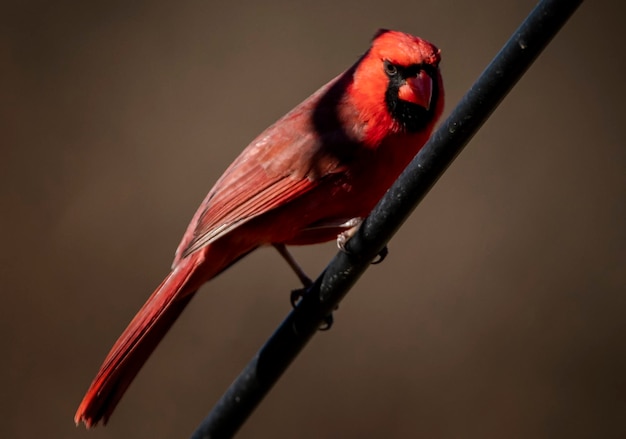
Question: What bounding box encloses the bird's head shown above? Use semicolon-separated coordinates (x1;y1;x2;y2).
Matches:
350;29;444;145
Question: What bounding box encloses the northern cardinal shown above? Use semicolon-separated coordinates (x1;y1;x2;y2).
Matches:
75;29;444;427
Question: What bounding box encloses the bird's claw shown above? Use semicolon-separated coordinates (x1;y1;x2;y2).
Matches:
290;287;306;308
371;246;389;264
336;217;363;252
339;236;389;265
319;313;334;331
336;219;388;265
336;231;351;252
290;287;336;331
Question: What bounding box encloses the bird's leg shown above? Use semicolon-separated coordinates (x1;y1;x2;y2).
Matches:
336;217;389;264
273;243;312;287
273;243;312;307
273;243;335;330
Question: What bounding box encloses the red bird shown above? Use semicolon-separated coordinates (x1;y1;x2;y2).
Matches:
75;29;444;427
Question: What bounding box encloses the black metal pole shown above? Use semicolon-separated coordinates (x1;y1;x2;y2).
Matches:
190;0;584;437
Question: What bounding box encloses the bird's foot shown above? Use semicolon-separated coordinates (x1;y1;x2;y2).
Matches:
336;218;363;251
319;313;334;331
336;219;389;264
371;245;389;264
290;287;336;331
290;287;306;308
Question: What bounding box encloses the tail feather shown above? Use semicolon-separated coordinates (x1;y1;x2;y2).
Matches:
75;262;198;427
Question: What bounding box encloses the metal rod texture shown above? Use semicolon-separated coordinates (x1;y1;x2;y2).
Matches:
190;0;584;437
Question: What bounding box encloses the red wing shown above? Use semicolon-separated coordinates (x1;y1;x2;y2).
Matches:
179;166;320;258
174;71;360;263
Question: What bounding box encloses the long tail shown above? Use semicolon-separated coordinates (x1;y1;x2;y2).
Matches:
75;259;200;427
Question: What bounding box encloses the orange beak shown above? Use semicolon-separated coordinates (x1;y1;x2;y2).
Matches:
398;70;433;110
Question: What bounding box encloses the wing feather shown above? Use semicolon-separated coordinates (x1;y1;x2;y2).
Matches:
174;69;362;263
181;174;316;257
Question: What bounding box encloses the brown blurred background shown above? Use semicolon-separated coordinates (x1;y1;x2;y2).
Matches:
2;0;625;438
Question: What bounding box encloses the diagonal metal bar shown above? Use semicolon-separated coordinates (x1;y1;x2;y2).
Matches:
190;0;584;437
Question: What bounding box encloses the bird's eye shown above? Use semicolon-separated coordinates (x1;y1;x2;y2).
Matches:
383;60;398;77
